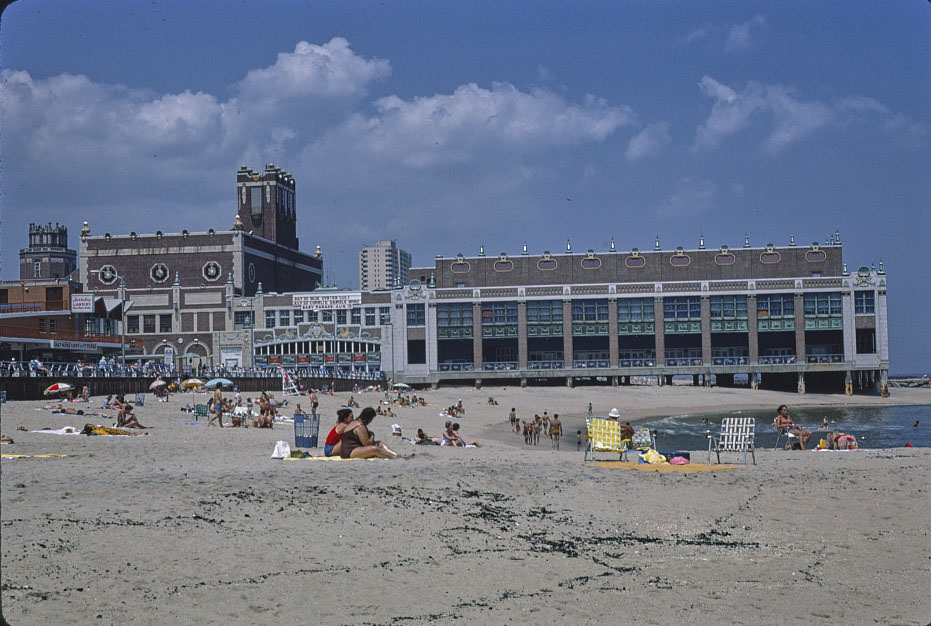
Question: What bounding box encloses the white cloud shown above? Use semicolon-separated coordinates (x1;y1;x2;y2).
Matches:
0;39;639;281
626;121;671;161
694;75;832;153
657;177;717;219
725;15;767;52
682;24;715;44
237;38;390;111
313;82;634;170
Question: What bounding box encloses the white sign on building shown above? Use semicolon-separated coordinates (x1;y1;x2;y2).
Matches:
292;292;362;311
70;294;94;313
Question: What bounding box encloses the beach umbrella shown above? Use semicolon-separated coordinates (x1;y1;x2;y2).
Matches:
204;377;234;390
43;382;74;396
149;379;167;390
392;382;411;390
180;378;205;389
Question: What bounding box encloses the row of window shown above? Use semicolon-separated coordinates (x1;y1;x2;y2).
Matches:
430;291;876;326
127;314;172;334
264;306;392;329
126;292;873;335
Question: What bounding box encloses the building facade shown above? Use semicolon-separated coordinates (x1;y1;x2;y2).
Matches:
74;164;324;370
359;240;411;291
384;237;889;393
0;278;126;362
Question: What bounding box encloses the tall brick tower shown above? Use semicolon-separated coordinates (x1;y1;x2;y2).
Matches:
235;163;298;249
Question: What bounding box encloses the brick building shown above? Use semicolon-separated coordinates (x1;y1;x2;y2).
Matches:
76;164;324;369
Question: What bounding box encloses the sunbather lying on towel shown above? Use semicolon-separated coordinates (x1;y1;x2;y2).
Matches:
81;423;145;436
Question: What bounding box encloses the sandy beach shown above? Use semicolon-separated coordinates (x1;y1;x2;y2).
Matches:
2;385;930;625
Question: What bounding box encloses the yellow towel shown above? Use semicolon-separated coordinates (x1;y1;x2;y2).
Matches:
588;461;739;473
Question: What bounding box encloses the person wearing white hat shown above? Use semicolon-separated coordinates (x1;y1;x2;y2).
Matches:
607;408;621;420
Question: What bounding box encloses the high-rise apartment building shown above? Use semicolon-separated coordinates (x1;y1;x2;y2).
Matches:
359;240;411;290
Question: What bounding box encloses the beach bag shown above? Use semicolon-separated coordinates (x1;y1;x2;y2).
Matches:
271;440;291;459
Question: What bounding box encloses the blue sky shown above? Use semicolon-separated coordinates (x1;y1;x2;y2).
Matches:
1;1;928;373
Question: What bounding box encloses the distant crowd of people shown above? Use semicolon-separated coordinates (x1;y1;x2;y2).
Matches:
508;408;563;450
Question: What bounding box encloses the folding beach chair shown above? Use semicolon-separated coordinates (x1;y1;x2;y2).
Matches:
708;417;756;464
774;426;799;450
632;427;655;450
584;417;629;461
193;403;208;421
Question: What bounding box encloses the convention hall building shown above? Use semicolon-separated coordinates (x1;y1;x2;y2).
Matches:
358;234;888;393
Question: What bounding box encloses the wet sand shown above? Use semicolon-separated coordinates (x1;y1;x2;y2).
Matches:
2;386;929;625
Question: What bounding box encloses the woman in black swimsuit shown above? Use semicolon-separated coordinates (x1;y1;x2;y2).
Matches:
340;407;410;459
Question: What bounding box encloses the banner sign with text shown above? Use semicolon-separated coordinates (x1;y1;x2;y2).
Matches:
292;292;361;311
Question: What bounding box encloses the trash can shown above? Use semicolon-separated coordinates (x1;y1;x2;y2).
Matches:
293;413;319;448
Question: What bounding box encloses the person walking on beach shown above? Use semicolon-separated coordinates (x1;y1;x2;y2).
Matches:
206;386;224;427
550;414;562;450
774;405;812;450
508;408;518;433
587;402;593;416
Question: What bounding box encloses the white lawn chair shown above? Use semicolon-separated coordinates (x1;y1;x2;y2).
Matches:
708;417;756;465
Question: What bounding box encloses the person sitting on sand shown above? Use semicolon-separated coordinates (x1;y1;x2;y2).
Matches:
774;405;812;450
831;432;858;450
323;408;354;457
819;417;830;430
79;385;90;402
340;407;409;459
101;395;114;409
441;421;461;446
414;428;441;445
452;423;479;447
620;421;635;444
113;397;147;429
347;395;360;408
251;406;274;429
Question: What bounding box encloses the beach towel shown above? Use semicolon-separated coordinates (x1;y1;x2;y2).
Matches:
80;424;146;436
30;426;81;435
2;453;68;460
589;461;739;473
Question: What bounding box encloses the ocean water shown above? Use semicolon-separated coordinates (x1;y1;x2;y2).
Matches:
573;405;931;451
